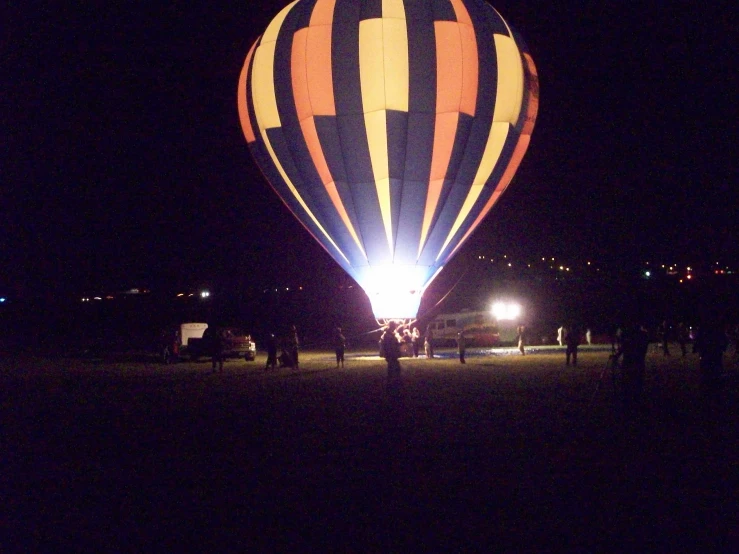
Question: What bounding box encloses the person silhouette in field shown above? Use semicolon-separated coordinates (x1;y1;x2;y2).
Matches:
457;331;467;364
334;326;346;368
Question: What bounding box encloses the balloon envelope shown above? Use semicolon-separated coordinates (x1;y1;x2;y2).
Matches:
238;0;538;319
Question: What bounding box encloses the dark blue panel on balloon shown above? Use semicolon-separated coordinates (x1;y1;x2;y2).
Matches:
418;178;471;265
432;0;457;22
395;179;427;264
360;0;383;20
406;3;437;114
445;112;474;182
454;115;493;188
386;110;409;182
332;0;363;116
337;114;375;184
350;181;392;265
403;112;435;182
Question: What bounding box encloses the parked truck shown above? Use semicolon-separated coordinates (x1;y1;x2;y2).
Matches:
161;323;256;363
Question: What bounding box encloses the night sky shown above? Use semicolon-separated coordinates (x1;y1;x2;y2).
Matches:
3;1;736;299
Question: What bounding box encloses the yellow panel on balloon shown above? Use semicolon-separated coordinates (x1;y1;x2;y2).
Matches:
359;19;386;114
382;18;409;113
252;42;281;131
492;34;524;124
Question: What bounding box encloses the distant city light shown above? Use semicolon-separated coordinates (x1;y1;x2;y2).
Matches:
200;290;211;298
645;271;651;278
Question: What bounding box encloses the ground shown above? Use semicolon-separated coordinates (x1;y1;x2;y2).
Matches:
1;347;737;552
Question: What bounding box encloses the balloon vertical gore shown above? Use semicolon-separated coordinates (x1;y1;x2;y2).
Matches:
238;0;538;319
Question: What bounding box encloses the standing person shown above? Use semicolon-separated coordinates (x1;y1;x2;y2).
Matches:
658;320;671;356
457;331;467;364
381;321;402;377
676;322;690;357
424;324;435;359
617;323;650;408
693;321;728;389
289;325;300;370
334;326;346;368
265;333;277;370
612;326;623;354
517;325;526;355
411;327;421;358
210;327;224;373
565;325;580;367
586;327;592;346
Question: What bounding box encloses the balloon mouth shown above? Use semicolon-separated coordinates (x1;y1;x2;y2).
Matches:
355;265;439;320
366;289;424;321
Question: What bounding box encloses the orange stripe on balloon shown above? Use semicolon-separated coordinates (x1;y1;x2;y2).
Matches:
459;22;478;116
429;112;459;181
434;22;463;114
300;116;332;185
306;25;336;116
449;0;473;25
237;40;258;143
291;28;312;122
520;53;539;133
310;0;336;26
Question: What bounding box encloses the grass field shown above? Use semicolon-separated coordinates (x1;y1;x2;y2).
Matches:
1;347;737;552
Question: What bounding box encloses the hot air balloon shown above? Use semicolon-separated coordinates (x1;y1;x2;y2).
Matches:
238;0;538;320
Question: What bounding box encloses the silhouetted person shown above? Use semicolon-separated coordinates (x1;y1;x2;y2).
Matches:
611;326;623;354
265;333;277;370
517;325;526;355
658;320;671;356
334;326;346;368
278;342;294;368
565;326;580;366
676;322;690;357
457;331;467;364
693;322;728;388
289;325;300;370
425;325;435;358
411;327;421;358
617;323;650;408
381;321;402;377
210;327;224;372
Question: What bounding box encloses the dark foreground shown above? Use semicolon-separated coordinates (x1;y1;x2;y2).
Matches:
1;349;737;552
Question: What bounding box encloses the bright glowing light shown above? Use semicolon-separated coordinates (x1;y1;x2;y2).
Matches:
355;265;436;319
645;271;651;277
200;291;210;298
491;302;522;321
0;298;6;303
